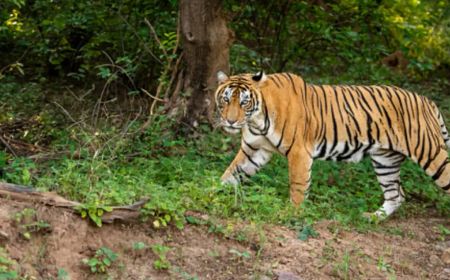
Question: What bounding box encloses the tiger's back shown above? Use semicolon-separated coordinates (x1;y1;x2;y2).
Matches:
305;84;449;164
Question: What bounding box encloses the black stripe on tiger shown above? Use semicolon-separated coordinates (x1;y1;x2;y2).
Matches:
241;148;260;168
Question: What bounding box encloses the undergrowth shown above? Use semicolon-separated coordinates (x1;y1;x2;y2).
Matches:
1;71;449;233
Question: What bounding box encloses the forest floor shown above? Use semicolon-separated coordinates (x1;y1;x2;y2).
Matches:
0;196;449;280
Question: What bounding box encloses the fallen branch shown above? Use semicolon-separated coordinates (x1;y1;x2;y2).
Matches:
0;182;149;224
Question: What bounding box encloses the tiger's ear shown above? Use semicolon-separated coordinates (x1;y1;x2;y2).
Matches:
217;71;229;85
252;71;267;86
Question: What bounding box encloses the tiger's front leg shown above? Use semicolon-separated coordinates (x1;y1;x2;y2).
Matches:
221;145;272;185
287;147;313;207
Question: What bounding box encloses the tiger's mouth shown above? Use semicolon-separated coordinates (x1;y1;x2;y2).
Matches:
223;123;244;134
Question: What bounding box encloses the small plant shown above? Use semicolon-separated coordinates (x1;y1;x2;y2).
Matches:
229;248;251;259
57;268;70;280
132;241;147;251
171;266;200;280
297;224;319;241
76;203;112;227
82;247;118;273
12;208;51;240
151;244;171;270
334;250;351;280
0;247;18;279
142;199;185;230
377;255;394;274
3;157;36;186
436;224;450;241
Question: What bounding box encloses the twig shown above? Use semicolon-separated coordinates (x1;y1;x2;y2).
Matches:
0;135;17;157
162;53;183;102
99;51;138;89
141;88;165;102
144;18;168;58
52;101;80;126
117;13;162;64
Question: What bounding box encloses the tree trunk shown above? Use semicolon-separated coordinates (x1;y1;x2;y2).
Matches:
179;0;234;132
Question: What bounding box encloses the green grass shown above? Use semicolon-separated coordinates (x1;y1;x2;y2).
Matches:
4;122;448;230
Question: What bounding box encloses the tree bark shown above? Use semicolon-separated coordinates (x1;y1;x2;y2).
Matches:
179;0;234;132
0;182;149;224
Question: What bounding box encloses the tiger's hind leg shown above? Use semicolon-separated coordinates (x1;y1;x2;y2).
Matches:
421;148;450;193
370;150;406;218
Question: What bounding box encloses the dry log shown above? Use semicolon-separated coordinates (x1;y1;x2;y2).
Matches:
0;182;149;224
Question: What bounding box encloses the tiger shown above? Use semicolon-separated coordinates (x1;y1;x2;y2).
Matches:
214;70;450;219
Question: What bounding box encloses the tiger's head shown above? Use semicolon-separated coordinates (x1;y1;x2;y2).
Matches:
214;71;267;134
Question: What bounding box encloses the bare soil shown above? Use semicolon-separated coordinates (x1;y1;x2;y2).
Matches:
0;197;449;280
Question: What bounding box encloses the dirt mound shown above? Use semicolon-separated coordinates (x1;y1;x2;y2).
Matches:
0;197;448;279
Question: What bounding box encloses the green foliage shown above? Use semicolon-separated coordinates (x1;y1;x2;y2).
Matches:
57;268;70;280
2;158;35;186
1;0;448;90
0;247;18;280
82;247;118;274
297;224;319;241
76;203;112;227
12;208;51;240
142;196;185;230
0;0;178;90
334;250;351;280
379;0;450;69
436;224;450;241
132;242;147;251
151;244;171;270
228;0;449;77
228;248;251;259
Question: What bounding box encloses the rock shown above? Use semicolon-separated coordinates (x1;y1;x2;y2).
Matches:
249;274;271;280
435;241;450;252
438;268;450;280
442;248;450;265
430;254;442;266
0;230;9;241
275;270;303;280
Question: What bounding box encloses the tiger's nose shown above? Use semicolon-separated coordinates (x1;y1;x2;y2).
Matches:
227;119;237;125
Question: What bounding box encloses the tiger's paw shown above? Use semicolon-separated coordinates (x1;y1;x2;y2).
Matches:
220;173;239;186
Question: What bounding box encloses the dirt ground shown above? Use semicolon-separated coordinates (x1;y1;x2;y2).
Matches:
0;197;448;280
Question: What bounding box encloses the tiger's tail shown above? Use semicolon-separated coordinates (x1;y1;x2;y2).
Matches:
436;109;450;149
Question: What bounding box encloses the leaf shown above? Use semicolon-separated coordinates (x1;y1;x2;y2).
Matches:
153;220;160;228
97;209;104;216
57;268;70;280
22;232;31;240
87;258;98;266
175;220;185;230
102;258;111;266
0;271;18;279
185;216;200;225
100;247;118;261
164;214;171;222
88;212;102;227
132;242;146;250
